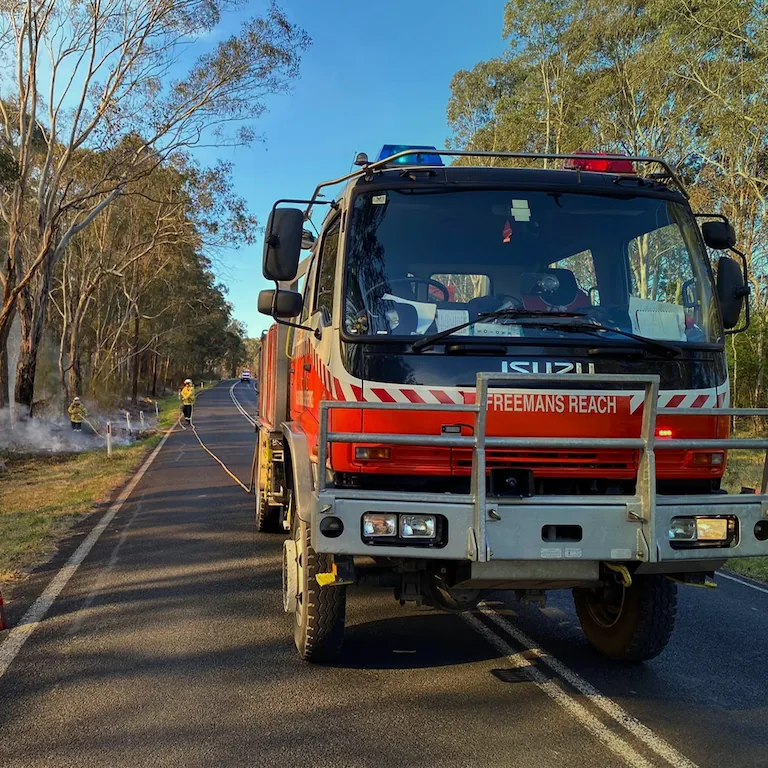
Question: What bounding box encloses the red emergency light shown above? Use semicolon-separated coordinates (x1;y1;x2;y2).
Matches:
564;151;635;174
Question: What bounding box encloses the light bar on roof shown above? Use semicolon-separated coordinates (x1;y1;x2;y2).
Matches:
375;145;444;166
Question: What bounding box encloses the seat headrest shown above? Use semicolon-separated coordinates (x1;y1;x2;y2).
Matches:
522;268;580;306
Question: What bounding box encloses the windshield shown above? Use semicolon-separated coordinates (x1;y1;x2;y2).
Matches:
343;189;720;345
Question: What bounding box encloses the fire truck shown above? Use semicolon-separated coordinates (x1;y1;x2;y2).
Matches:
255;146;768;663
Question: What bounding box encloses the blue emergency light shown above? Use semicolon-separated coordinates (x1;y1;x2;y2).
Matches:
375;145;444;166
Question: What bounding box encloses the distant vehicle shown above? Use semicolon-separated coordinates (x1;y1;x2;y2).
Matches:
240;369;251;383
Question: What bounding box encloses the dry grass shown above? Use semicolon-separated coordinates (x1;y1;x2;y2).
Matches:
0;440;157;590
0;383;218;597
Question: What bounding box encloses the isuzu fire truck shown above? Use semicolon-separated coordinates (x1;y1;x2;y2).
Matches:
255;146;768;663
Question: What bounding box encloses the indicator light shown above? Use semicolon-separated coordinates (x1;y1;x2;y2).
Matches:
355;446;391;461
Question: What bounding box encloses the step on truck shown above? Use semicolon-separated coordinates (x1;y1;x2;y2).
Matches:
255;146;768;663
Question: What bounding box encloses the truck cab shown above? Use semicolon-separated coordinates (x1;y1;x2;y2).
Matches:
256;147;766;663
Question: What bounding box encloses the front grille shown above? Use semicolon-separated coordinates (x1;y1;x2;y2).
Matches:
453;450;637;472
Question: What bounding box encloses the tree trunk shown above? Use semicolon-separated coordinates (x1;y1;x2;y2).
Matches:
0;307;12;409
753;320;764;432
68;326;83;398
151;352;158;397
163;355;170;391
130;312;140;403
14;270;52;413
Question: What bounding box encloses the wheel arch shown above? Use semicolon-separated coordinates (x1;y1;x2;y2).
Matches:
281;422;315;522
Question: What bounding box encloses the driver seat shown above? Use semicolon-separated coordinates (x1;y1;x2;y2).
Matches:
522;268;590;312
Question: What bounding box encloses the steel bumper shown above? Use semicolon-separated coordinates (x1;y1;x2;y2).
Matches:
313;490;768;564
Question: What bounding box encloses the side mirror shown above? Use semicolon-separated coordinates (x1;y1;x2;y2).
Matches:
702;220;736;250
301;229;316;250
263;208;304;281
258;289;303;319
717;256;748;329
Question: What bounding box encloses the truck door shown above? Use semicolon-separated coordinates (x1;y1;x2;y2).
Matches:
297;217;340;439
289;268;313;424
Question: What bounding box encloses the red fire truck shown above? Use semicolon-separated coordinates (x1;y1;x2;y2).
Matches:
256;146;767;663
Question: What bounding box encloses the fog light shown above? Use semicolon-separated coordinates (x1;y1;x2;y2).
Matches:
362;513;397;537
400;514;436;538
696;518;729;541
669;517;696;541
669;516;732;543
355;446;391;461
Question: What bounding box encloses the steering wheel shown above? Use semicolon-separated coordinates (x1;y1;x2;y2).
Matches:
364;277;450;306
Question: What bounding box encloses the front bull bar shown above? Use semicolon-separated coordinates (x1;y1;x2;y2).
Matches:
317;373;768;563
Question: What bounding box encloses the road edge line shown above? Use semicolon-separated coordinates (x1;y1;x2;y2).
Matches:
717;570;768;595
0;422;177;680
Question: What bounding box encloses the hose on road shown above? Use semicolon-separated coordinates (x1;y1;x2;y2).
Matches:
180;403;258;493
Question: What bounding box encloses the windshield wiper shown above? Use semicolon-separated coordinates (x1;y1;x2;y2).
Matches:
411;308;682;357
411;308;588;351
528;319;682;357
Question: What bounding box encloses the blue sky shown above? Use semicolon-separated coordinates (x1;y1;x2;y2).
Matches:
204;0;508;336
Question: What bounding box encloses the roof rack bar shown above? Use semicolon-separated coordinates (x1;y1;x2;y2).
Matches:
304;149;687;216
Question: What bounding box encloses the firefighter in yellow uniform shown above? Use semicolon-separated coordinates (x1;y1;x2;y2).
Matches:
180;379;196;423
68;396;87;432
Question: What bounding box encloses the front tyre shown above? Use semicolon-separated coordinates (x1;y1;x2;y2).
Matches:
573;574;677;662
288;518;346;663
254;435;280;533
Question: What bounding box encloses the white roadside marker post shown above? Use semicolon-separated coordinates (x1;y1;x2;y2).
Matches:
125;411;132;435
140;411;145;429
106;422;112;458
155;401;159;422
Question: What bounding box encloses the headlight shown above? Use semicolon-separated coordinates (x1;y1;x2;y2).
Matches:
695;518;729;541
669;516;734;544
669;518;697;541
400;514;436;538
362;513;397;537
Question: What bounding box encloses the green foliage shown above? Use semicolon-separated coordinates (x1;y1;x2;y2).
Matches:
448;0;768;408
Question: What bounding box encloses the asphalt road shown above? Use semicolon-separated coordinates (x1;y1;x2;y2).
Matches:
1;381;767;768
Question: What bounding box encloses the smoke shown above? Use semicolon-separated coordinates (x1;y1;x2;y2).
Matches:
0;406;143;455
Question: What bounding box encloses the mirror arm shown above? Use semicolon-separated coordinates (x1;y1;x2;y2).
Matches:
725;246;751;335
274;316;322;339
271;281;321;339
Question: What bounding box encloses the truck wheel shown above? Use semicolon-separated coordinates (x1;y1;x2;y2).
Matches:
287;518;346;663
254;437;280;533
256;500;280;533
573;574;677;662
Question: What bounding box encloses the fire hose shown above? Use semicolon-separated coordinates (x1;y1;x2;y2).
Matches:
178;404;258;494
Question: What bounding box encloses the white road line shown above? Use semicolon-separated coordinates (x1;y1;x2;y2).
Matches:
476;603;699;768
229;381;256;426
65;501;144;638
0;425;175;680
717;571;768;595
462;612;654;768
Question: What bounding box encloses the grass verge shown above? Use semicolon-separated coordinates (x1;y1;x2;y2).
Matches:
0;381;218;598
721;449;768;583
